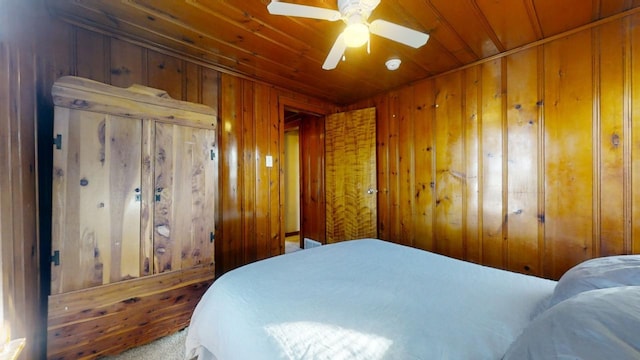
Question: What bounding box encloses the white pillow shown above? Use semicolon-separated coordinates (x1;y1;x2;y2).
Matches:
503;286;640;360
548;254;640;308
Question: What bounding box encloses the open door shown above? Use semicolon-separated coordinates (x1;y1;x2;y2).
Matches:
325;107;377;243
299;113;326;245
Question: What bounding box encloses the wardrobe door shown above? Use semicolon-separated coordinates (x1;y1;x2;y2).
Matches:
152;121;216;274
51;108;142;294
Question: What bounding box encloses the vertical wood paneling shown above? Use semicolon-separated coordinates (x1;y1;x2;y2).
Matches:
413;81;435;251
241;80;257;263
110;38;145;88
375;94;391;240
480;59;505;269
6;7;640;360
598;20;626;256
387;91;402;242
202;67;220;111
434;72;464;259
75;28;107;83
267;87;281;257
506;47;541;276
147;51;184;100
185;62;201;104
463;67;481;263
219;74;243;273
544;30;594;279
0;2;64;352
253;83;270;260
0;42;11;338
398;86;416;246
13;46;39;357
347;13;640;281
631;13;640;253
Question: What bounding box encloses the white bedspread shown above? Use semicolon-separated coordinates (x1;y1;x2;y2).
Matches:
185;239;556;360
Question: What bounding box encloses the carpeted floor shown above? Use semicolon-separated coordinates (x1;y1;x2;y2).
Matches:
100;328;188;360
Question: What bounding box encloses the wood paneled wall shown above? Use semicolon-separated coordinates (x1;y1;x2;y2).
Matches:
0;0;334;357
1;1;58;357
347;13;640;280
218;75;335;274
5;1;639;357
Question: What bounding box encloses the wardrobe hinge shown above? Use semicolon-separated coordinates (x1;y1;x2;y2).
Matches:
53;134;63;150
210;232;214;243
210;149;215;160
51;250;60;266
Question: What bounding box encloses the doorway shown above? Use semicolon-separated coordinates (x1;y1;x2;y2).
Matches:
279;99;378;254
284;109;325;253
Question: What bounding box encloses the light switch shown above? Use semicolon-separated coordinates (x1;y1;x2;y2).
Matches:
266;155;273;168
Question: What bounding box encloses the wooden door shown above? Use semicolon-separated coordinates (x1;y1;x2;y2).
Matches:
325;107;377;243
51;108;142;294
299;114;326;243
153;122;216;273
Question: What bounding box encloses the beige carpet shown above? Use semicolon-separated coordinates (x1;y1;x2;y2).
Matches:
99;328;188;360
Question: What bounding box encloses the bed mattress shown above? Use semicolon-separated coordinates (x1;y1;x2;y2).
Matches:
186;239;556;360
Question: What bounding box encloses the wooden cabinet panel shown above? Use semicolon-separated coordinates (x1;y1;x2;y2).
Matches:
153;122;216;273
51;109;142;294
48;76;217;358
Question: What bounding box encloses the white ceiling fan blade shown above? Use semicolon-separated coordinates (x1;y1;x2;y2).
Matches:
369;19;429;48
267;1;341;21
322;33;347;70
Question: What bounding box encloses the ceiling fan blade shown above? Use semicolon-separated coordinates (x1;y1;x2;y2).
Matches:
267;1;341;21
361;0;381;13
369;19;429;48
322;33;347;70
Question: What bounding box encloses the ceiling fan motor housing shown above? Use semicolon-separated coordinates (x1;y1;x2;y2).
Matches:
338;0;380;20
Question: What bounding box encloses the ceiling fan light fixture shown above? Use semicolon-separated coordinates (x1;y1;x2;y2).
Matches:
343;22;369;47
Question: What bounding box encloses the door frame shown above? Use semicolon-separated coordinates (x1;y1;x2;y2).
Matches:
277;97;332;253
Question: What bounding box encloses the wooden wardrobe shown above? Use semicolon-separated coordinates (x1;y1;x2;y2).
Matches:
47;76;217;359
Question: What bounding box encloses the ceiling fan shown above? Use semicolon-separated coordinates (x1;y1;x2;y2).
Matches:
267;0;429;70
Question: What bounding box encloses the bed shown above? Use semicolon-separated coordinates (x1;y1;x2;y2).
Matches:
185;238;640;360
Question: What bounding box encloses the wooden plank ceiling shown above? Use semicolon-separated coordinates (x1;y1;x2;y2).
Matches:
45;0;639;105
